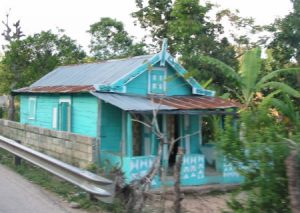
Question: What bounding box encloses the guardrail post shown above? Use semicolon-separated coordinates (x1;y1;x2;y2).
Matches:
14;140;22;166
89;193;97;201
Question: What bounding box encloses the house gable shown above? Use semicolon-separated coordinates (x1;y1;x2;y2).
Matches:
126;63;192;96
95;39;215;97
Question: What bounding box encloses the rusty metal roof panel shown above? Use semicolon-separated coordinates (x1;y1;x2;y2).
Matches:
31;54;155;87
13;85;95;94
90;92;176;111
90;93;240;111
152;96;240;109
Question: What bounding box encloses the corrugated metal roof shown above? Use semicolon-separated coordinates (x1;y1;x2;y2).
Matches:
90;92;176;111
13;85;95;94
31;54;155;87
90;92;240;111
152;96;241;109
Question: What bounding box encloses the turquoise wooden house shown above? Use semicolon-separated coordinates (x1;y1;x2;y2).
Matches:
14;40;242;187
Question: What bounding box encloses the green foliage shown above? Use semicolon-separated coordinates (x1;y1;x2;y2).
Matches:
269;0;300;66
132;0;239;93
199;48;300;107
132;0;173;45
167;0;239;94
0;30;86;93
88;17;147;60
262;94;300;134
218;109;290;212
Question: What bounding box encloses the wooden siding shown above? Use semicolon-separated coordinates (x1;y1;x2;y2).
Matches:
126;64;192;96
71;94;98;137
101;102;123;152
20;94;98;137
165;64;192;96
20;95;59;129
126;70;148;95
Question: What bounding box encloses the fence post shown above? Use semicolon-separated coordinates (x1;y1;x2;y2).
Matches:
14;140;22;166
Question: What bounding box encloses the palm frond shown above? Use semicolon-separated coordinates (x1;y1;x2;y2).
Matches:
257;68;300;87
198;55;241;82
261;81;300;98
240;47;262;96
260;90;281;107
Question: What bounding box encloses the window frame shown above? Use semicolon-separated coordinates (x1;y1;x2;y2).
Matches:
28;96;37;120
58;97;72;132
148;67;167;95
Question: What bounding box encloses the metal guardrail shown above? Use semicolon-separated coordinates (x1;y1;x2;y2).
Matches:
0;135;114;203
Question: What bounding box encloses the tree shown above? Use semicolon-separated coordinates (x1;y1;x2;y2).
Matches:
132;0;173;46
88;17;147;60
199;47;300;107
268;0;300;92
219;108;290;212
1;14;24;120
133;0;239;93
0;28;86;120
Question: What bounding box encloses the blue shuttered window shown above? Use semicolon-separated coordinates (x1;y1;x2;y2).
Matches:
149;69;166;94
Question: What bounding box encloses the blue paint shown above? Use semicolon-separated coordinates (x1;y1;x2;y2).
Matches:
126;70;149;95
180;154;205;185
165;53;215;97
71;94;98;137
190;115;200;154
20;94;98;137
126;112;133;157
20;94;59;129
101;102;123;152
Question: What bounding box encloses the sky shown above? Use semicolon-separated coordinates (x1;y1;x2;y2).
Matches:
0;0;293;53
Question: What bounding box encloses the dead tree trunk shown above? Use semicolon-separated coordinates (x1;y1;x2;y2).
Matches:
285;150;300;213
173;147;184;213
120;137;164;213
8;94;15;121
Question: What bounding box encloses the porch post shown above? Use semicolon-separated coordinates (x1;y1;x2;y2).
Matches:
126;112;133;157
151;126;156;155
162;114;168;168
199;115;202;146
179;115;185;148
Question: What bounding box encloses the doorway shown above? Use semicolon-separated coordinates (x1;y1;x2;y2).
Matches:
168;115;180;168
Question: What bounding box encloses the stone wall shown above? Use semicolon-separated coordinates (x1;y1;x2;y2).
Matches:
0;119;97;168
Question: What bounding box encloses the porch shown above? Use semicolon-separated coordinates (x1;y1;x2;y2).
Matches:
94;93;243;187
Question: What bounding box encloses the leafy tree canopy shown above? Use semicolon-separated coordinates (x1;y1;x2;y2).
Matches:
133;0;239;93
88;17;147;60
0;30;86;93
269;0;300;66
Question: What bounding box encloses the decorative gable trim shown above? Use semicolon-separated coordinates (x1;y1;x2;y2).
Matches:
94;38;215;97
94;54;160;93
165;53;215;97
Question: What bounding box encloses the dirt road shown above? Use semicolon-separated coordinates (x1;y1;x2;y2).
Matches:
0;164;86;213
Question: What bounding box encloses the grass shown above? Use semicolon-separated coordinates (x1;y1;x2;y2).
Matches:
0;149;124;213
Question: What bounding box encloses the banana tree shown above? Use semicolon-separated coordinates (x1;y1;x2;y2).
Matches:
199;47;300;107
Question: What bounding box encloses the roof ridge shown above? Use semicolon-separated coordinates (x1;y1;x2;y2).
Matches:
57;54;156;68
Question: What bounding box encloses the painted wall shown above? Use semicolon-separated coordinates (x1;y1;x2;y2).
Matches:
71;94;98;137
20;94;59;129
126;63;192;96
100;102;123;152
20;94;98;137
